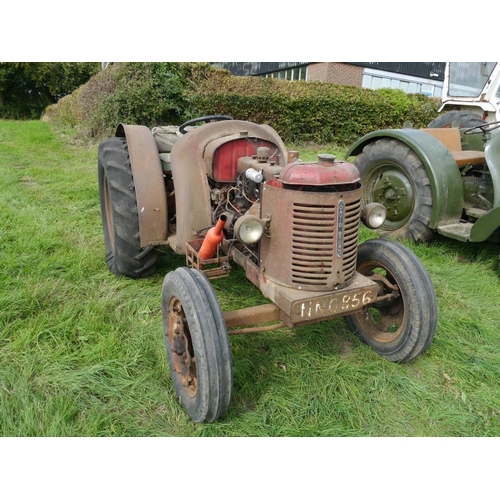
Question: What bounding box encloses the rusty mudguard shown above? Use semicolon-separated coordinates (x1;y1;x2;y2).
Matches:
116;124;168;248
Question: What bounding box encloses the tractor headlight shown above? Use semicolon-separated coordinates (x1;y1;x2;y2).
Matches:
234;214;264;245
362;203;387;229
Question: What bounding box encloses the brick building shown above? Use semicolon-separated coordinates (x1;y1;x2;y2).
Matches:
307;62;364;86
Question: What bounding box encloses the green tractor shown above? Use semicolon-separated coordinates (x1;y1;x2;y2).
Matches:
345;121;500;244
347;61;500;246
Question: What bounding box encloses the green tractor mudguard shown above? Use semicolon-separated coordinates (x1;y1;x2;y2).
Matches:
346;128;463;231
469;132;500;242
484;130;500;208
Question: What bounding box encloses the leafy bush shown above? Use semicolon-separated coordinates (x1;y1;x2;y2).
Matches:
46;62;216;138
45;62;440;145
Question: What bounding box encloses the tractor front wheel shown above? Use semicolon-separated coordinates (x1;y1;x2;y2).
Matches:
162;267;233;422
98;137;157;278
346;239;437;362
355;138;434;242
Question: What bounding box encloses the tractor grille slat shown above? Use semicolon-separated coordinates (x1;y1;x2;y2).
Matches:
344;226;359;238
293;234;333;241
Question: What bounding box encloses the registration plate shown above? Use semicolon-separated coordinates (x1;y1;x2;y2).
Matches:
290;287;376;324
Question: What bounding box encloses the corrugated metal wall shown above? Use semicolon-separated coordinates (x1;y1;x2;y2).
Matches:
212;62;309;76
350;62;445;81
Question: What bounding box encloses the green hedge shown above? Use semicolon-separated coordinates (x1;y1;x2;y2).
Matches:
45;62;440;145
191;72;439;144
44;62;209;138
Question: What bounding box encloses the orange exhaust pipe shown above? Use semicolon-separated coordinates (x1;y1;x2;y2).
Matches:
198;215;227;260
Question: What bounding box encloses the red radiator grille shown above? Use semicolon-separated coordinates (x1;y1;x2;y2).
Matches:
291;199;360;287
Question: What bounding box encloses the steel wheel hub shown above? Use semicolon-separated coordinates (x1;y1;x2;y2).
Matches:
168;298;197;397
372;169;414;223
356;264;405;343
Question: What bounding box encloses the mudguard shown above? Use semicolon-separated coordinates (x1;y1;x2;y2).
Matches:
470;132;500;241
116;124;168;247
346;129;463;228
484;131;500;208
470;206;500;241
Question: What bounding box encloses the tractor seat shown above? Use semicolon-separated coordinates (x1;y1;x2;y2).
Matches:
421;128;486;167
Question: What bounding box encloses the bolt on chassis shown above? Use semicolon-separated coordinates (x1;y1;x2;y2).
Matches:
98;116;438;422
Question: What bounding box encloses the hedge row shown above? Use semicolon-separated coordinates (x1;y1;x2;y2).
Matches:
44;63;206;138
44;62;440;146
193;73;440;144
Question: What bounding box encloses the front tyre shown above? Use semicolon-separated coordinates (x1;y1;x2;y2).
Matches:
98;137;157;278
355;138;434;242
162;267;233;423
346;239;437;362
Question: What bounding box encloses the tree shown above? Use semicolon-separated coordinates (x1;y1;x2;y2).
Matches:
0;62;100;119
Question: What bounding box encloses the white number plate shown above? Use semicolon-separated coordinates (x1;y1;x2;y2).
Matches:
291;288;375;323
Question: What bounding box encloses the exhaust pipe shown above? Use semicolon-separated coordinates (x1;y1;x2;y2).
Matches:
198;215;227;260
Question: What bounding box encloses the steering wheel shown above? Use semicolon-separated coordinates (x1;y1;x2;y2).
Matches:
464;120;500;135
179;115;233;135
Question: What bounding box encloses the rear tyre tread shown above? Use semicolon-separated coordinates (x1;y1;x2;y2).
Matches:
428;111;487;129
98;137;157;278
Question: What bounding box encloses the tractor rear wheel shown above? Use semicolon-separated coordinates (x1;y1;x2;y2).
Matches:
355;138;434;242
98;137;157;278
427;110;487;129
162;267;233;423
346;239;437;362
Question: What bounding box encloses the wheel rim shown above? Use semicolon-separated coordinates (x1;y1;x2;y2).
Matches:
363;162;415;231
167;297;197;397
354;260;406;343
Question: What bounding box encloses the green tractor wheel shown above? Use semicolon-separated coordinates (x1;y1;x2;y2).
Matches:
355;138;434;242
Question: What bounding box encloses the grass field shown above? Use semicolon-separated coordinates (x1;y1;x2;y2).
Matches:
2;119;500;439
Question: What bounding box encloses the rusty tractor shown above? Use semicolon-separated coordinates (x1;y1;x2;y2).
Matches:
98;116;438;422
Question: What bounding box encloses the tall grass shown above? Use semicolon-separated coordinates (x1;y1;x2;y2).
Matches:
1;120;500;437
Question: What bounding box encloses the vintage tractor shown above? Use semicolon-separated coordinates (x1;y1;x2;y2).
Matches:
98;116;438;422
346;120;500;244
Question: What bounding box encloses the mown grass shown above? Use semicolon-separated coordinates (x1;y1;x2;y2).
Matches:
2;119;500;437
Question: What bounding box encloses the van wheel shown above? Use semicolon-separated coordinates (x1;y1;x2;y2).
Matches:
346;239;437;362
355;138;434;242
428;111;487;129
98;137;157;278
162;267;233;422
